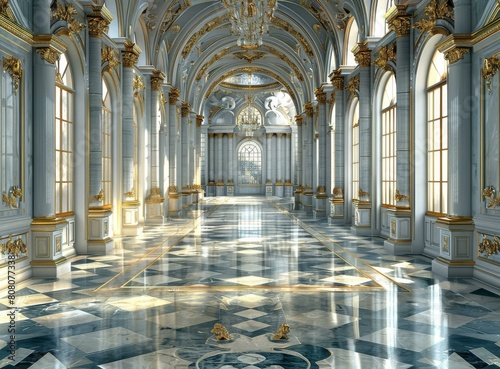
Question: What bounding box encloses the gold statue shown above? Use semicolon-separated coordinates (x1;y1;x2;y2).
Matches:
272;323;290;340
211;323;232;340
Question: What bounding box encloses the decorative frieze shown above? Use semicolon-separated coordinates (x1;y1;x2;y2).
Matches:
0;235;27;257
478;234;500;256
2;55;22;94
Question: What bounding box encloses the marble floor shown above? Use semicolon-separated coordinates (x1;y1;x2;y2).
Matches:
1;196;500;368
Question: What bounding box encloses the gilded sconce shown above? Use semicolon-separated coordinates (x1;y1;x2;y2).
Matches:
3;55;22;94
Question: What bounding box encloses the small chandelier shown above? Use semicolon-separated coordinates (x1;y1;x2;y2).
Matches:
222;0;277;49
237;95;262;136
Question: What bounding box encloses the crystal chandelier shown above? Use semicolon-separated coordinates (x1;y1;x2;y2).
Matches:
237;95;262;136
222;0;277;49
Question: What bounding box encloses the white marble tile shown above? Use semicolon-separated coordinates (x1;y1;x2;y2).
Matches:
27;353;67;369
130;275;181;286
230;263;271;272
146;311;216;329
28;281;79;293
320;275;372;285
470;347;500;365
225;275;274;286
288;309;358;329
232;319;270;332
98;348;192;369
359;327;445;352
317;348;411;369
61;327;151;353
16;294;58;307
107;295;171;311
33;310;101;328
405;309;476;329
233;309;268;319
0;347;34;368
0;309;28;324
72;262;112;270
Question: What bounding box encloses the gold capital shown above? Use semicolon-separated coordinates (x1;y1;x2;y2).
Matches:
330;70;344;90
196;115;204;126
88;15;109;38
295;115;303;126
181;102;191;117
304;102;314;117
36;47;60;64
373;44;396;70
314;88;327;104
122;40;140;68
354;43;371;67
169;87;180;104
444;47;469;65
151;69;166;91
101;47;119;72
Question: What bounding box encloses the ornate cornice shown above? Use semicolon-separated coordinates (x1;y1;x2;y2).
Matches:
314;88;326;104
181;15;227;58
88;16;109;38
330;70;344;90
181;102;191;117
444;47;469;64
36;47;60;64
151;69;166;91
414;0;454;35
373;44;396;70
2;55;22;94
271;18;314;58
196;115;204;126
354;43;371;67
481;55;500;93
51;1;86;34
101;47;119;73
122;40;140;68
169;87;180;104
346;75;360;96
387;5;411;37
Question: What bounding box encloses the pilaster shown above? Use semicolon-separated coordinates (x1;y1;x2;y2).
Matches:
266;133;273;196
227;133;234;196
285;133;294;197
314;87;328;217
302;105;314;213
181;101;192;207
168;87;181;213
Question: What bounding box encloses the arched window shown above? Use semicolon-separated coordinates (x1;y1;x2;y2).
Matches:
55;53;74;216
427;50;448;215
381;74;397;206
345;18;359;66
352;101;360;200
372;0;394;37
237;141;262;185
102;80;112;206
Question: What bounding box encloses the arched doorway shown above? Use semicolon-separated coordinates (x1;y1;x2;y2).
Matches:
236;140;264;195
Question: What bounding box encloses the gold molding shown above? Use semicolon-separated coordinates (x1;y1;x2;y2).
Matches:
181;16;227;58
168;185;178;193
145;187;164;204
271;18;313;57
373;44;396;70
196;47;232;81
2;55;22;94
444;47;469;65
36;47;60;64
0;0;15;22
478;234;500;256
233;50;265;63
101;46;119;73
481;55;500;94
51;1;86;34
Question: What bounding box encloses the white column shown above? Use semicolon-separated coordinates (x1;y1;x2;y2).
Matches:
314;88;327;215
302;105;314;212
294;117;303;208
275;133;284;196
216;133;225;195
181;102;191;207
227;133;234;195
168;87;181;213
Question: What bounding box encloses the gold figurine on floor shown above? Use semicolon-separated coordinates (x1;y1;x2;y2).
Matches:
211;323;232;341
272;323;290;340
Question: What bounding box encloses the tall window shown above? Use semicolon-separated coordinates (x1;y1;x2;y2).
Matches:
352;101;360;200
55;53;74;216
102;80;112;206
381;74;397;206
427;50;448;215
237;141;262;185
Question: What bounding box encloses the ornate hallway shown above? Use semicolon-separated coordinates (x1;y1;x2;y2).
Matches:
2;197;500;368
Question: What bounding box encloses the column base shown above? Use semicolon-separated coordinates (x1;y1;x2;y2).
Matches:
226;185;234;196
88;208;114;254
301;193;313;213
294;190;303;210
168;194;181;214
285;184;294;197
383;208;412;255
182;192;192;208
313;195;327;218
145;199;165;225
265;184;273;196
275;184;284;197
87;238;114;255
328;199;344;225
216;184;225;196
122;201;143;236
432;218;475;278
351;201;371;236
207;183;216;197
31;218;71;278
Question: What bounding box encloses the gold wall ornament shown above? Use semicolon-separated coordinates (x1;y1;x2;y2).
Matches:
2;186;22;208
271;18;314;58
304;102;314;117
51;1;86;34
160;91;167;106
0;236;27;257
264;46;304;81
483;186;500;208
373;44;396;70
88;15;109;38
55;235;62;252
0;0;16;22
211;323;232;341
332;187;343;198
91;190;104;203
196;47;232;81
36;47;60;64
169;87;180;104
389;16;411;37
233;51;265;63
444;47;469;64
346;75;359;96
101;47;120;72
442;235;449;253
181;16;226;58
196;115;204;126
481;56;500;94
478;234;500;256
390;219;396;237
414;0;454;34
2;55;22;94
395;189;410;203
151;70;166;91
272;323;290;340
295;115;303;126
133;75;145;92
